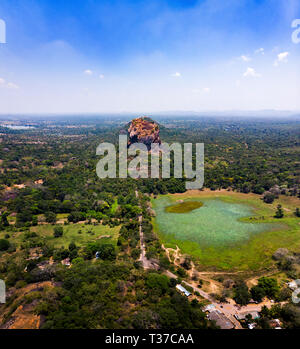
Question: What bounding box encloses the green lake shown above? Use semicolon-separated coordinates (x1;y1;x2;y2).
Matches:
153;197;282;248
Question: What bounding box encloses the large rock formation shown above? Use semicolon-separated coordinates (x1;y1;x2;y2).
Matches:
128;117;161;150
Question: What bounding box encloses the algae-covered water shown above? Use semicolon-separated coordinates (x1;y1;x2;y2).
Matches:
153;197;281;248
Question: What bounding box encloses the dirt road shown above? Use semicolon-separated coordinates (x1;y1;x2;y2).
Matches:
164;269;281;329
135;190;158;270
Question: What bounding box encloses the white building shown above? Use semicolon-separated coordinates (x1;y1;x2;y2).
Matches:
176;284;191;297
287;280;298;291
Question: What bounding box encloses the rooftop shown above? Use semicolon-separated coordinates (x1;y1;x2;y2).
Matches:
176;284;191;297
208;310;235;330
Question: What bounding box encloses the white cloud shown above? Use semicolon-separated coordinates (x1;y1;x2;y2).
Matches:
192;87;211;93
99;74;105;79
240;55;251;62
84;69;93;75
255;48;264;55
0;79;19;89
171;72;181;77
278;52;289;62
243;67;261;78
274;52;289;66
7;82;19;89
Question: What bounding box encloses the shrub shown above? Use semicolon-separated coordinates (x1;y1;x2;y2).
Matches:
274;204;284;218
45;211;57;224
263;192;275;204
15;280;27;289
53;226;63;238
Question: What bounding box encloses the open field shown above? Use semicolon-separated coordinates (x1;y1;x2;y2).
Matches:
1;223;120;250
152;190;300;272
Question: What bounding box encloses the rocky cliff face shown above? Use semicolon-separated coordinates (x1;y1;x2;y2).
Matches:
128;117;161;150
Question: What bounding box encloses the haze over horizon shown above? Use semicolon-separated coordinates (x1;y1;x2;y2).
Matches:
0;0;300;114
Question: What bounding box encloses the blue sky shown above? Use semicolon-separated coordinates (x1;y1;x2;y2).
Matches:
0;0;299;114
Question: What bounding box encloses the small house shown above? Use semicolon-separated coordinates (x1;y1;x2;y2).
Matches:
203;304;216;313
176;284;191;297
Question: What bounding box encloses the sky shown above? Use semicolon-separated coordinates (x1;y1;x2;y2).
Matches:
0;0;299;114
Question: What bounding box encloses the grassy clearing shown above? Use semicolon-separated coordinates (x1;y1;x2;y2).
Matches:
0;224;120;250
152;190;300;272
31;224;120;249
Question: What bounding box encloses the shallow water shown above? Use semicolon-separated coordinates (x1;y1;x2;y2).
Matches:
153;197;281;247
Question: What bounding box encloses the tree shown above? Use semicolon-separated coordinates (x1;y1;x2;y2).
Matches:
250;285;265;303
16;209;33;227
45;211;57;224
263;192;275;204
295;208;300;217
131;248;141;260
96;244;116;261
68;242;78;260
53;226;63;238
26;260;38;272
132;309;159;329
0;211;10;227
234;281;250;305
0;239;10;251
257;277;279;299
32;215;38;226
68;211;85;223
181;257;192;270
274;204;284;218
68;242;77;251
146;273;170;295
253;185;264;195
169;278;177;288
177;267;187;278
